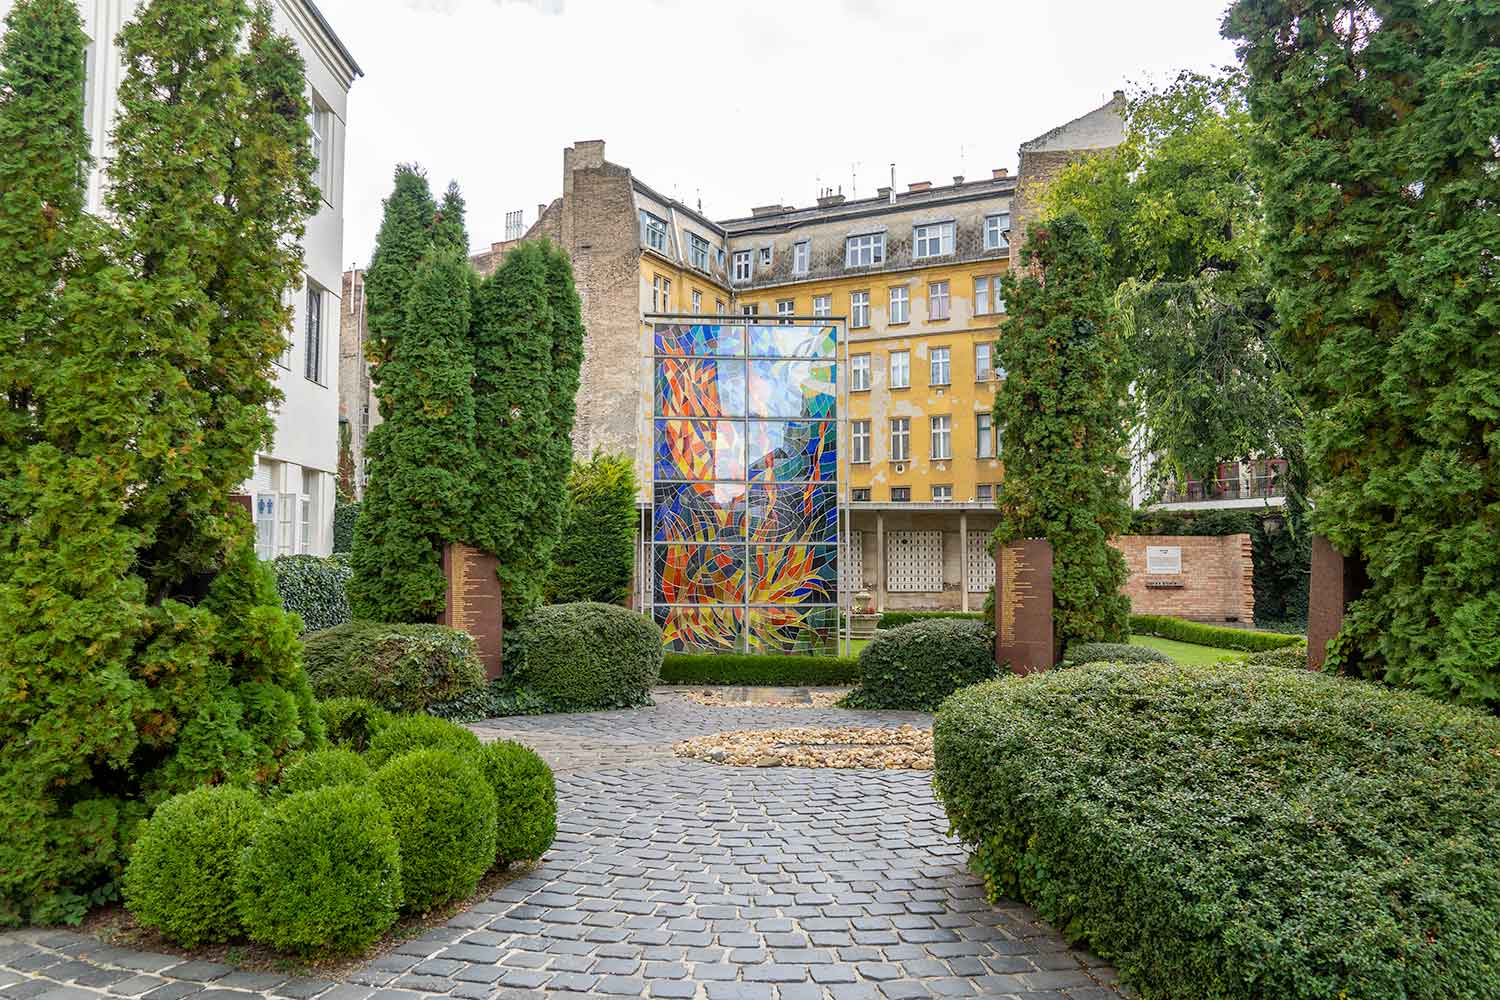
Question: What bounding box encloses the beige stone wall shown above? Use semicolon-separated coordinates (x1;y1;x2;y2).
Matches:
1112;534;1255;622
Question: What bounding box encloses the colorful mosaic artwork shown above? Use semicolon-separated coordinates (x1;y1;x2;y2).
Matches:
651;322;839;655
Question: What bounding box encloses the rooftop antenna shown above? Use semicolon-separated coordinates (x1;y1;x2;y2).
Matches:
696;188;702;213
889;163;896;204
850;162;857;198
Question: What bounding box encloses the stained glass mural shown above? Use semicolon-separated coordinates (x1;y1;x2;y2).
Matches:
650;321;839;654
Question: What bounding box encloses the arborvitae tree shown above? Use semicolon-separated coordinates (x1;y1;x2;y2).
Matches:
546;453;639;606
469;240;586;616
348;247;477;622
1226;1;1500;708
992;213;1133;651
361;165;435;413
0;0;321;926
434;181;467;255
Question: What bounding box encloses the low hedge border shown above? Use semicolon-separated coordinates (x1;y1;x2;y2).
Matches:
876;610;986;630
661;653;860;687
1130;614;1304;652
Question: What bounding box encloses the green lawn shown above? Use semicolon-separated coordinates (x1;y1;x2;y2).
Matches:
1132;633;1250;666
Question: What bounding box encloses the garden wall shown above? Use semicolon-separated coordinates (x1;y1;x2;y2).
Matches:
1111;534;1254;623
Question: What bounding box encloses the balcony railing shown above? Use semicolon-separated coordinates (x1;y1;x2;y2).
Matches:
1161;474;1288;504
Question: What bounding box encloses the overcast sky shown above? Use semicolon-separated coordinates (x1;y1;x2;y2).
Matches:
316;0;1239;268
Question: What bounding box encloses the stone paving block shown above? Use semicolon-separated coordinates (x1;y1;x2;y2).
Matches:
214;973;287;992
877;980;930;999
142;984;204;1000
272;978;337;999
648;983;695;999
162;963;233;984
545;973;597;993
497;968;549;990
1;981;53;1000
592;976;646;996
704;984;774;1000
36;988;97;1000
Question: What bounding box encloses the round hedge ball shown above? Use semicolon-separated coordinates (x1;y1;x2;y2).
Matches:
122;785;263;946
854;618;998;711
511;602;662;709
478;740;558;866
373;749;498;913
236;785;402;954
278;747;371;796
318;696;393;753
364;713;482;770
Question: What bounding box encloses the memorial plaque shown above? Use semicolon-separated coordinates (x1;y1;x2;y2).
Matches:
1307;535;1366;671
994;538;1055;675
1146;545;1182;575
439;542;504;680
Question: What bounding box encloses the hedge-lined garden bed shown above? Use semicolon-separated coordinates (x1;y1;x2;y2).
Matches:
661;653;859;687
1129;614;1303;652
876;610;986;630
934;663;1500;999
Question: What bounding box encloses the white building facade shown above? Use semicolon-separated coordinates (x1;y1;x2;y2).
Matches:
0;0;360;557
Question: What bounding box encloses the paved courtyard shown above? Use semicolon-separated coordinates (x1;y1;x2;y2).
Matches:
1;694;1123;1000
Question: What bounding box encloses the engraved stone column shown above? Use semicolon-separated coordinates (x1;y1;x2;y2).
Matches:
994;538;1055;675
439;542;505;680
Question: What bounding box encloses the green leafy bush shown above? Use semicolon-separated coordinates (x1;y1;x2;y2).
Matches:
510;603;662;710
661;653;859;687
317;697;392;753
236;785;401;954
364;714;482;770
302;620;486;713
478;741;557;866
332;500;359;555
122;786;262;946
876;610;986;630
278;748;370;796
373;749;496;912
934;663;1500;1000
848;619;998;711
427;678;555;722
273;554;352;632
546;452;637;606
1244;647;1308;670
1130;615;1303;652
1061;642;1173;666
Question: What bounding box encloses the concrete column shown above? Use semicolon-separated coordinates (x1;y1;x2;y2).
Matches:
875;512;886;612
960;511;969;612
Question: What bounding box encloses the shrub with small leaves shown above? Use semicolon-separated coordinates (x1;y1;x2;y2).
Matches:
373;749;496;912
510;603;662;710
1061;642;1174;667
317;697;393;753
1244;647;1308;671
364;714;481;770
236;785;401;954
847;619;998;711
302;620;486;713
122;786;262;946
478;740;557;866
278;748;370;796
273;555;352;632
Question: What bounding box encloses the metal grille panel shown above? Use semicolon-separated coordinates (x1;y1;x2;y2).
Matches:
967;530;995;593
887;530;943;593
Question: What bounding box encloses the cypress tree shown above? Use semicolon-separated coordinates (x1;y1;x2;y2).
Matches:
361;165;436;409
992;213;1133;650
546;453;638;606
1226;0;1500;707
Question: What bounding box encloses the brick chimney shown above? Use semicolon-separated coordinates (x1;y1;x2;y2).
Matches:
992;167;1009;179
816;191;846;208
907;181;931;193
573;139;606;169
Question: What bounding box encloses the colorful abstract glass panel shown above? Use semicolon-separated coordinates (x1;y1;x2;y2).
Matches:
748;484;838;544
747;420;836;483
748;324;837;359
653;419;745;482
747;606;838;654
654;322;744;358
654;543;745;605
748;544;837;604
654;483;746;542
748;360;836;419
655;358;746;418
656;606;745;653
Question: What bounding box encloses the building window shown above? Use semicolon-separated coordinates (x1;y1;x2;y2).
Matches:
976;484;994;502
853;487;871;502
851;419;871;463
716;248;726;270
692;289;702;313
976;342;994;380
845;232;885;268
932;484;953;502
976;275;1005;315
640;211;669;253
777;299;795;323
850;354;871;391
930;415;951;460
891;417;910;462
652;274;671;313
732;249;753;283
304;284;323;384
913;222;955;259
309;101;333;202
977;412;995;457
689;232;710;271
850;290;870;328
930;347;950;386
741;303;759;316
299;468;319;554
759;246;772;268
995;283;1006;314
985;213;1010;251
889;350;910;388
716;299;727;315
792;240;810;274
929;281;950;321
254;492;276;560
813;294;831;318
889;285;909;324
890;486;911;502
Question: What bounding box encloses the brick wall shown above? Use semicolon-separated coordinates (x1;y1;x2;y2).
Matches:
1112;534;1254;622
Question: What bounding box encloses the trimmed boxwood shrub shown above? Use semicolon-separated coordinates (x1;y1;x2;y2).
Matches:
278;748;370;796
1244;647;1308;670
332;500;359;555
934;663;1500;1000
302;620;486;713
122;786;262;946
273;554;353;632
373;749;497;912
1130;614;1304;652
876;610;986;630
1061;642;1173;666
365;714;482;770
236;785;401;954
510;603;662;709
318;697;393;753
847;619;998;711
660;653;859;687
478;740;557;866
